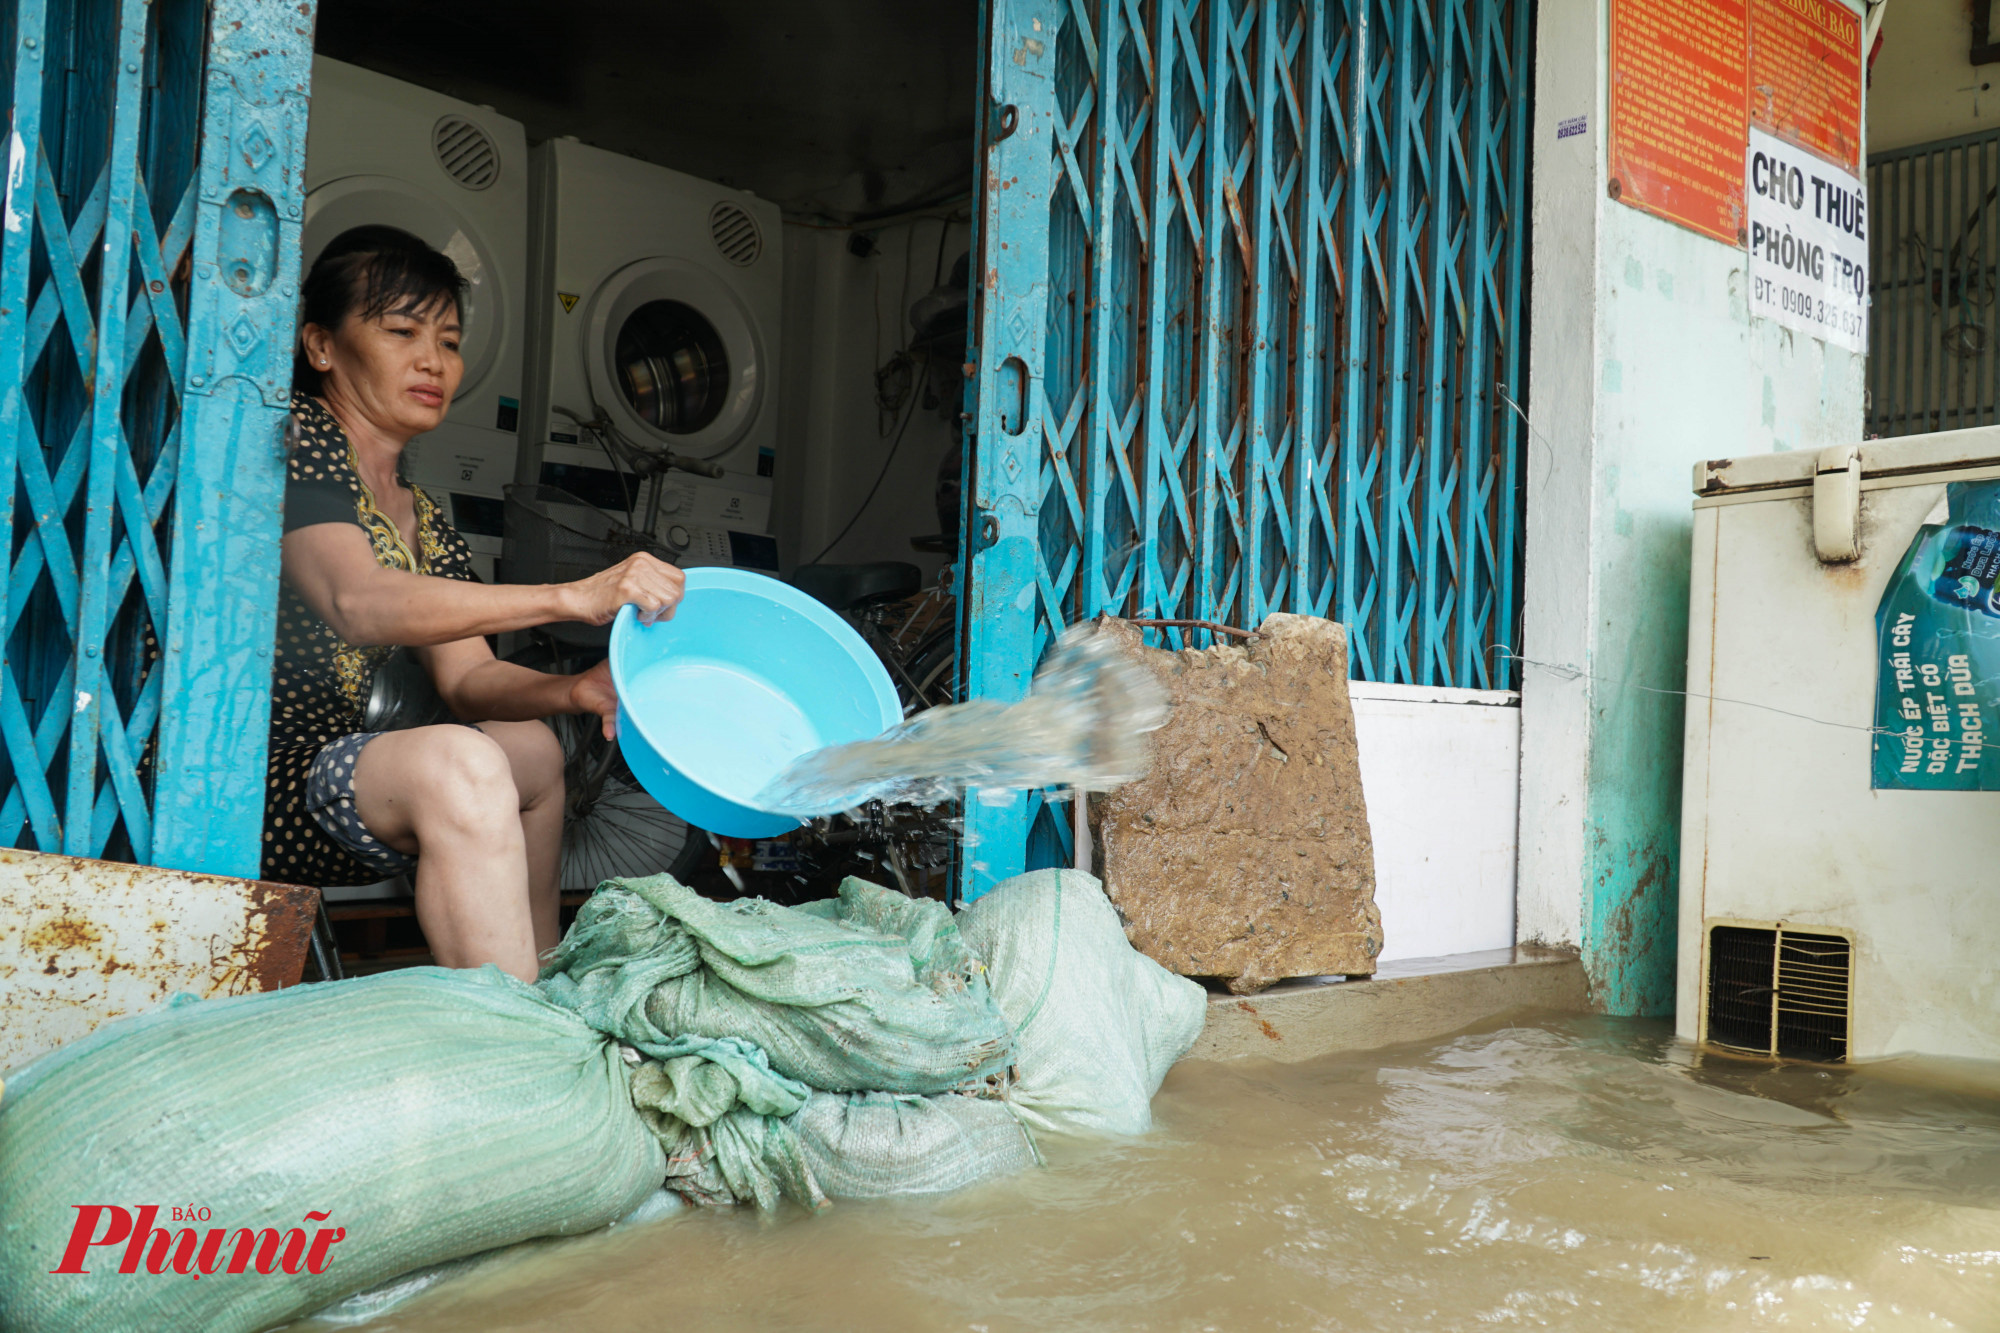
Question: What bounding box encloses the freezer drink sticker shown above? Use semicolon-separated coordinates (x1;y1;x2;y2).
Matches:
1873;479;2000;789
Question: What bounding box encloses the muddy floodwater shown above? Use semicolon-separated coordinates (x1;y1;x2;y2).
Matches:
307;1013;2000;1331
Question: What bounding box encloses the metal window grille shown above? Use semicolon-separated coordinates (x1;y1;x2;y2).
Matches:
1;0;313;875
1867;129;2000;438
1703;922;1852;1063
961;0;1534;891
1704;924;1777;1052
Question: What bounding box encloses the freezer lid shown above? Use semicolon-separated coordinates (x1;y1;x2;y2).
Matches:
1692;424;2000;497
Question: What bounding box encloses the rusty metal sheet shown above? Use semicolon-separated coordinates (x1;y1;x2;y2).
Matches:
0;850;317;1072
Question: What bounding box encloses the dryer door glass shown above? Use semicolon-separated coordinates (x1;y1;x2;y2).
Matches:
615;300;729;434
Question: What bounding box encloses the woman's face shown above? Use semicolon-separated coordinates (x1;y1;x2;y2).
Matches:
303;296;463;441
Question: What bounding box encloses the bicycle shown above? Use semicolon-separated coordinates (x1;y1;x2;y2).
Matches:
789;559;958;710
755;556;962;903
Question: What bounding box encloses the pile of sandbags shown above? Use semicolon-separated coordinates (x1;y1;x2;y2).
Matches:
536;873;1032;1209
0;870;1204;1332
0;967;662;1333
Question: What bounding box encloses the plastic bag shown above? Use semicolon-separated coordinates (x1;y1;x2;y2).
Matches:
540;874;1016;1095
958;869;1207;1137
306;1189;687;1327
540;875;1023;1209
797;1091;1041;1198
0;967;663;1333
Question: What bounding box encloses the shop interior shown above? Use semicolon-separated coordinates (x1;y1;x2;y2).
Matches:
307;0;982;970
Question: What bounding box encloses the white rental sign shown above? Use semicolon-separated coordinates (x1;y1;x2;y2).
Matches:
1744;128;1867;352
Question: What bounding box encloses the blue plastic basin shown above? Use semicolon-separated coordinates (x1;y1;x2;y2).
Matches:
609;567;901;838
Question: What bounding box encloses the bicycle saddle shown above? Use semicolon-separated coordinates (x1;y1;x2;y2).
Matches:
788;561;922;613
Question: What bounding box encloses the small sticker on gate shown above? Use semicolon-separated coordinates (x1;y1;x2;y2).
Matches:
557;292;579;314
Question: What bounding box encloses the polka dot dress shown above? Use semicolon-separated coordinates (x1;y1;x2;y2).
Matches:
262;393;481;886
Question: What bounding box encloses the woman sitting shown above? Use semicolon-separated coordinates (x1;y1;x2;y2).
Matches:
266;224;682;981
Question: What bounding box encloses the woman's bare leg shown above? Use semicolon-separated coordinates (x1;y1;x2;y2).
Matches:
475;719;565;956
350;725;537;980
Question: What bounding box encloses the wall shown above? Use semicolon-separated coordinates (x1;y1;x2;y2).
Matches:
1350;686;1522;964
1520;0;1868;1014
314;0;979;223
773;217;972;577
1869;0;1988;152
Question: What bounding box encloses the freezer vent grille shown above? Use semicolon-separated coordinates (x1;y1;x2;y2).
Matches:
710;202;762;266
433;117;500;190
1705;923;1852;1062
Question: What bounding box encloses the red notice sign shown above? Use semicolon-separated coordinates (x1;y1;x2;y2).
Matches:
1609;0;1751;245
1749;0;1864;171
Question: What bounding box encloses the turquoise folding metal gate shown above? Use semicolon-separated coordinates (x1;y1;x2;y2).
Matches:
961;0;1533;895
1;0;313;876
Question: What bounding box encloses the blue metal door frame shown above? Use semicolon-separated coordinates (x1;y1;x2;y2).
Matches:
1;0;312;876
960;0;1534;897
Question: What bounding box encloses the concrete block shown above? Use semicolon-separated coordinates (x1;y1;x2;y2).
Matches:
1096;614;1382;993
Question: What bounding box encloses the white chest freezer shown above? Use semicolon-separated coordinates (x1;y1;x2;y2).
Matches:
1680;428;2000;1064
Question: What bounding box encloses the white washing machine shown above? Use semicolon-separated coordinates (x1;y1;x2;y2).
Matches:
303;58;530;579
519;138;783;572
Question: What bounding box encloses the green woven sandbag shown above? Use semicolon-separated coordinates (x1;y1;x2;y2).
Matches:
0;966;664;1333
541;875;1016;1095
957;870;1207;1138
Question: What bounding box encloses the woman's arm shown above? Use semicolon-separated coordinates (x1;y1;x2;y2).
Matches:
418;636;619;735
282;522;683;647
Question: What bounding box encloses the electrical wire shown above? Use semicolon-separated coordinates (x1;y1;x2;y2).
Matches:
829;216;962;554
1490;646;1898;737
896;224;915;375
806;359;931;567
552;405;636;522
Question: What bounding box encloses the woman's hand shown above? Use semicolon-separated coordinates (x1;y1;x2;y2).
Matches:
568;658;620;740
559;553;685;627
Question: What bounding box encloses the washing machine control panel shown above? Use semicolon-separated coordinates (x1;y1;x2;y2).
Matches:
667;523;779;573
532;446;779;572
406;424;519;497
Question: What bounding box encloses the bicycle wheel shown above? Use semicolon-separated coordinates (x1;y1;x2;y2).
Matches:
902;626;957;709
507;642;709;888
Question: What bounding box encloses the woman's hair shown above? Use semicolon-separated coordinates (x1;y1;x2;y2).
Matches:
292;225;468;396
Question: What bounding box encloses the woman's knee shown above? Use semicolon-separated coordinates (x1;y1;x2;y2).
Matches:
407;726;520;829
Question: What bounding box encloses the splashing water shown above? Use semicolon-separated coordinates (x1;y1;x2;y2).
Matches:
754;623;1170;818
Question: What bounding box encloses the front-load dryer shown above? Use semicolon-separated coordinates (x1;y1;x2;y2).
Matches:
520;139;782;568
303;58;529;578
